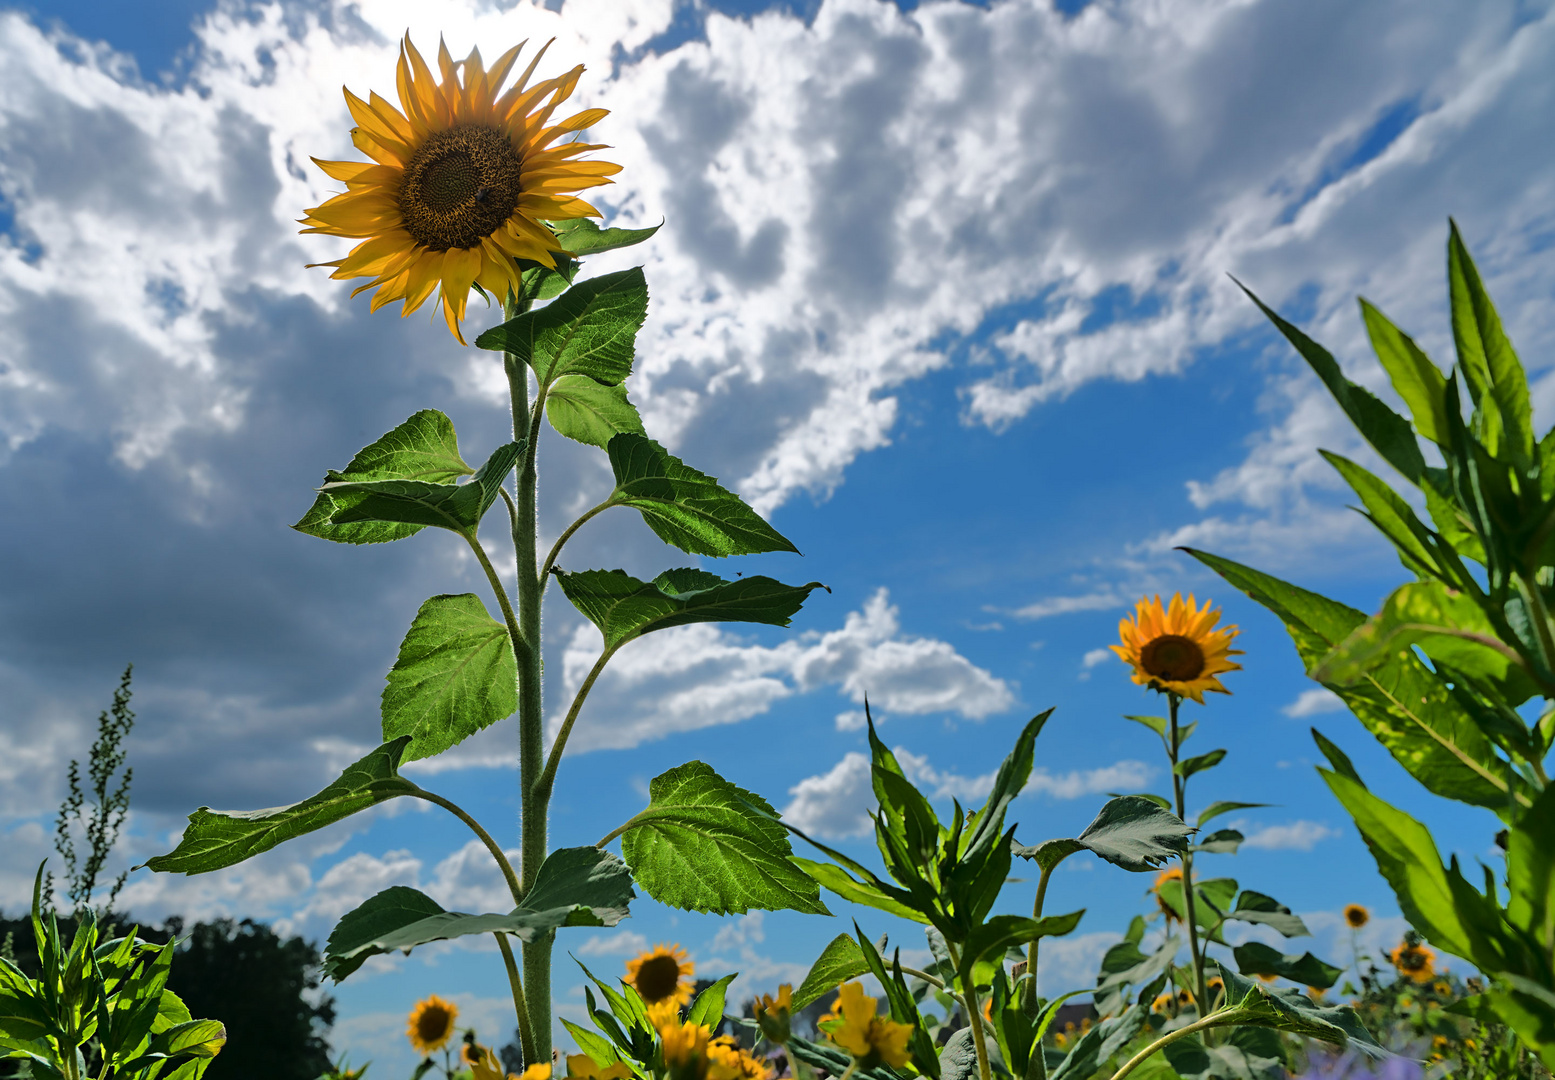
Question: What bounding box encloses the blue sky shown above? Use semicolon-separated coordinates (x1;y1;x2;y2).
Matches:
2;0;1553;1072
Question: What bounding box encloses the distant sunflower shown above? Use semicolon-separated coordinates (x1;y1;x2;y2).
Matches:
626;943;695;1008
302;34;621;343
1152;865;1184;923
1391;940;1437;984
1112;593;1243;703
1344;903;1370;929
405;994;459;1055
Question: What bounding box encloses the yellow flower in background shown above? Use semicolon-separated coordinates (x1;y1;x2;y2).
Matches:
520;1066;553;1080
406;994;459;1055
645;998;682;1031
753;984;792;1045
1391;940;1438;984
1150;993;1173;1014
302;34;621;343
566;1055;631;1080
659;1021;737;1080
627;943;696;1008
1112;594;1243;703
824;983;912;1069
1152;866;1184;923
707;1038;773;1080
1344;904;1370;929
468;1044;534;1080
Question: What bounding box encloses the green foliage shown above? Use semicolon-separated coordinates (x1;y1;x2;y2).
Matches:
0;867;225;1080
143;740;418;875
317;440;522;537
793;935;869;1011
475;269;647;387
47;665;135;922
380;593;517;762
619;761;827;916
1198;222;1555;1071
545;375;645;449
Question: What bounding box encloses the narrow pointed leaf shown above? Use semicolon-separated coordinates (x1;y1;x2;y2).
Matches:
964;710;1053;859
1449;220;1532;462
475;268;648;386
1176;749;1226;779
789;857;927;923
1360;298;1451;446
958;912;1083;986
321;442;522;535
552;218;661;256
381;594;517;762
1321;450;1441;576
792;934;870;1010
1198;801;1268;827
606;434;799;557
546;376;646;449
556;567;825;652
1015;796;1190;872
142;738;417;874
621;761;829;915
1226;890;1310;938
685;974;737;1028
294;410;473;545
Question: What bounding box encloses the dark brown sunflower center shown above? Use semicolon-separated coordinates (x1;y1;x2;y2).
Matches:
1140;634;1205;681
416;1004;453;1042
633;954;682;1003
1397;948;1428;972
399;125;522;251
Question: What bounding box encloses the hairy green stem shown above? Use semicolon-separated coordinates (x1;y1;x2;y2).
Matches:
946;939;992;1080
538;498;615;590
534;644;619;806
1106;1011;1227;1080
504;291;552;1062
407;787;523;907
496;934;537;1067
1168;693;1212;1026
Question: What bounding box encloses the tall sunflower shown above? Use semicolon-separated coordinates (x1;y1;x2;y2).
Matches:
302;34;621;343
626;943;695;1008
1111;593;1243;703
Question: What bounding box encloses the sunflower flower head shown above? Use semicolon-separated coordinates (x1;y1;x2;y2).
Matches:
302;34;622;343
1112;594;1243;704
627;944;695;1008
753;984;792;1045
1344;903;1370;929
658;1021;741;1080
821;983;912;1070
406;994;459;1055
1390;938;1437;984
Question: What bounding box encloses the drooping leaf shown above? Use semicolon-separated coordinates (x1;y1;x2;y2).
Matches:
1233;941;1343;989
606;434;800;557
545;376;646;449
621;761;829;915
556;567;826;652
294;410;473;545
552;218;661;257
1184;548;1525;817
475;269;648;387
1236;280;1425;483
1226;890;1310;938
792;935;869;1010
143;739;417;874
938;1027;978;1080
381;594;516;762
1211;961;1384;1055
325;847;633;981
320;441;523;536
1015;796;1191;872
789;857;927;924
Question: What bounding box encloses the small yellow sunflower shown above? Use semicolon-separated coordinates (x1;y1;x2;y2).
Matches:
302;34;621;343
645;998;682;1031
1390;940;1437;984
626;943;695;1008
706;1038;773;1080
566;1055;632;1080
752;984;792;1045
1344;903;1370;929
406;994;459;1055
823;983;912;1069
1112;594;1243;704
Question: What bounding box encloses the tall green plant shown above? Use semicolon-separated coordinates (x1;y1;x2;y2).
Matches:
141;38;829;1067
1188;220;1555;1072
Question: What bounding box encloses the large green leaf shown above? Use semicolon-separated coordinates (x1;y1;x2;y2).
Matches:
1237;280;1426;483
552;218;661;256
324;847;633;981
545;376;646;449
606;434;799;557
1506;783;1555;946
381;594;517;762
475;269;647;387
294;410;473;545
792;934;870;1011
1209;961;1383;1055
1185;548;1520;815
621;761;829;915
142;739;417;874
556;567;825;652
1359;298;1450;447
320;441;523;536
1015;796;1191;872
1313;580;1534;704
1448;220;1532;463
1232;942;1342;989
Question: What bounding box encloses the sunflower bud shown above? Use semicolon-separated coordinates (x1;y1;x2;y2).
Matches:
753;984;792;1045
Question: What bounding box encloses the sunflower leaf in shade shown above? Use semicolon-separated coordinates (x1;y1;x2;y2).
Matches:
551;217;661;256
1190;828;1244;855
320;441;523;536
1015;795;1192;873
474;268;648;387
140;739;418;874
293;410;473;545
546;376;646;449
381;593;516;762
605;434;800;557
1232;942;1343;989
620;761;829;916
